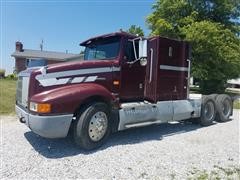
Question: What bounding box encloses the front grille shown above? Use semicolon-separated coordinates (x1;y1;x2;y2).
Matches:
16;76;29;108
16;77;23;104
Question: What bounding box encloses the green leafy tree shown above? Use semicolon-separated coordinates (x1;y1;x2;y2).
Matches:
127;25;144;36
147;0;240;93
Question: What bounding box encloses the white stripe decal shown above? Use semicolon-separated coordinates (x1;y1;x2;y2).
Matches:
38;78;57;87
160;65;188;72
71;77;85;83
38;76;100;87
39;78;70;87
85;76;98;82
112;67;121;72
55;78;70;85
36;67;120;80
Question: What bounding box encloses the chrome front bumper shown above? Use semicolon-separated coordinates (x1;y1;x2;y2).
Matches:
16;105;73;138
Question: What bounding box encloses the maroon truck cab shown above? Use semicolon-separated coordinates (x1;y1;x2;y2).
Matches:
16;31;232;150
26;32;147;114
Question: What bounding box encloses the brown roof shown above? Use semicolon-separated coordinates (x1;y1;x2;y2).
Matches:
11;49;78;61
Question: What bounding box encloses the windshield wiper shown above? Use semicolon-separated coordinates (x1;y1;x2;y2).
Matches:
98;57;115;60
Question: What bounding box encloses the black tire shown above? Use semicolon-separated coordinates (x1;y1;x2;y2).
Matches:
209;93;218;100
198;95;216;126
215;94;233;122
73;102;111;150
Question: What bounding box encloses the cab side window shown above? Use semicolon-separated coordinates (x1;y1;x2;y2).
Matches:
124;41;139;62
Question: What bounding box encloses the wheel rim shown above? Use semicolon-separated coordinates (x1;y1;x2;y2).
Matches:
204;101;214;121
88;111;108;142
222;99;231;117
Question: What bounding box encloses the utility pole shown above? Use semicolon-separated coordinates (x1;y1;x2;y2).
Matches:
40;39;43;51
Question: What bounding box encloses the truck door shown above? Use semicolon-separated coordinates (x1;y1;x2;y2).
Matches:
144;37;174;121
144;37;159;102
119;39;146;101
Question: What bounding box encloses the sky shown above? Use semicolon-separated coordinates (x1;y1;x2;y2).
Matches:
0;0;155;74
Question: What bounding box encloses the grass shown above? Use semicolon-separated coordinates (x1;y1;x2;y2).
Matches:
0;79;16;115
233;100;240;109
187;166;240;180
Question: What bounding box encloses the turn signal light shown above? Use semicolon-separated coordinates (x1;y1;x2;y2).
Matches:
38;104;51;113
30;102;51;113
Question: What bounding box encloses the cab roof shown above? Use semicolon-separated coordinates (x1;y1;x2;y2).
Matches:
80;31;138;46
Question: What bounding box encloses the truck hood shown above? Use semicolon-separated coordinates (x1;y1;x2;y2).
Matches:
33;59;119;87
46;59;116;73
18;66;44;77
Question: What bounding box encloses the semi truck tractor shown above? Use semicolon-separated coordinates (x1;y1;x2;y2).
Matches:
16;31;233;150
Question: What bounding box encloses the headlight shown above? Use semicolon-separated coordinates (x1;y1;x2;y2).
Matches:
30;102;51;113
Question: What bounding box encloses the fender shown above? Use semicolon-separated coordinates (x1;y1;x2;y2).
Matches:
30;83;116;114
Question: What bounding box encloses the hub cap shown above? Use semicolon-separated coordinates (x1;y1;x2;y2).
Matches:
222;99;231;117
204;101;214;121
88;111;108;142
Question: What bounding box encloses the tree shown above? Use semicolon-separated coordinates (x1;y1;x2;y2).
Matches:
127;25;144;36
183;21;240;93
80;50;84;55
147;0;240;93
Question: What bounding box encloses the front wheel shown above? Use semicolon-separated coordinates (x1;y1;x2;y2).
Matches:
73;102;111;150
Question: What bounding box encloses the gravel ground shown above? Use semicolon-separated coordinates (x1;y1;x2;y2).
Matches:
1;110;239;179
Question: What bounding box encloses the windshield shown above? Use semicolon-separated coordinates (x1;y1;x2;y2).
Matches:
84;37;120;60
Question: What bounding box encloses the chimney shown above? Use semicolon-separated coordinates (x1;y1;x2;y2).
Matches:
16;41;23;52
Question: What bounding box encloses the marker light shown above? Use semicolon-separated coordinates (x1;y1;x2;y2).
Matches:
113;80;120;85
30;102;51;113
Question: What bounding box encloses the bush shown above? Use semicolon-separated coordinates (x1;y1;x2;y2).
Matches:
5;74;17;80
199;80;226;94
0;69;5;78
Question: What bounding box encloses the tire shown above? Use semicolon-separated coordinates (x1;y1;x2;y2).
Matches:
73;102;111;150
215;94;233;122
188;94;218;125
198;95;216;126
209;93;218;100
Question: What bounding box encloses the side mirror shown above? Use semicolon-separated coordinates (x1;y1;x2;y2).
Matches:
138;39;147;66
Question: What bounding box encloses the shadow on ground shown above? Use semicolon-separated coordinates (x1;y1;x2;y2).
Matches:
24;121;205;158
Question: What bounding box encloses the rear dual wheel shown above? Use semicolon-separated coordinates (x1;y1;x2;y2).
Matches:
198;94;232;126
198;95;216;126
215;94;232;122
